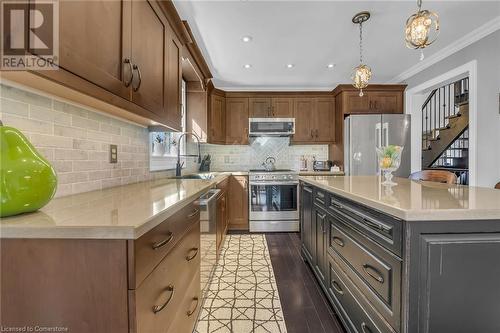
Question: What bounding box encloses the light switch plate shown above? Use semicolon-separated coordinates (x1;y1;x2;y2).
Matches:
110;144;118;163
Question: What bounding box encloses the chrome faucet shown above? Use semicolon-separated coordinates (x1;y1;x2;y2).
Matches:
176;132;202;177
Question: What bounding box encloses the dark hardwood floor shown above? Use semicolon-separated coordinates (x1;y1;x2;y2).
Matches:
266;232;345;333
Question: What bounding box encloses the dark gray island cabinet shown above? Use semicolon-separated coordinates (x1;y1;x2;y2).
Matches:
299;176;500;333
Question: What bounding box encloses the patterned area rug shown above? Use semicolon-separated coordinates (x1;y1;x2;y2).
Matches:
195;234;287;333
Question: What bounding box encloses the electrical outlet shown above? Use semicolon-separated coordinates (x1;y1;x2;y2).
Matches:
110;144;118;163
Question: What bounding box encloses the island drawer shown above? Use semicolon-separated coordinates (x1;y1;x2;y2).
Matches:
314;187;329;208
328;194;402;256
327;254;395;333
329;218;401;330
130;221;200;333
130;201;200;288
167;271;201;333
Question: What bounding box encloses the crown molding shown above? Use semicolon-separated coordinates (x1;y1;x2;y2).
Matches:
388;16;500;84
216;86;335;92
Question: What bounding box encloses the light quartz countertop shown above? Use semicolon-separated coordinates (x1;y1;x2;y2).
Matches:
0;173;233;239
300;175;500;221
299;171;344;176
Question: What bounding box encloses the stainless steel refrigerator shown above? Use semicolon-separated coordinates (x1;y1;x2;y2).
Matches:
344;114;411;177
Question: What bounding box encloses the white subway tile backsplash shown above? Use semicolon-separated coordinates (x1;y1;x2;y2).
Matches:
201;137;328;171
0;98;29;117
31;134;73;148
72;115;100;131
30;105;72;125
1;83;180;197
3;113;53;134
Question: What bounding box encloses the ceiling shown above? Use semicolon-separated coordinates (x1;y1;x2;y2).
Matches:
173;1;500;90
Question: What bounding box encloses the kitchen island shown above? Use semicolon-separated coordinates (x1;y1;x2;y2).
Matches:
0;174;233;333
299;175;500;333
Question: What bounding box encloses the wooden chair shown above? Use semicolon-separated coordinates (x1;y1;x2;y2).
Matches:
409;170;457;184
495;182;500;189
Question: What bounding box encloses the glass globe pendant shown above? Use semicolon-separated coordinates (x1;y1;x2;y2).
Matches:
405;0;440;60
351;12;372;97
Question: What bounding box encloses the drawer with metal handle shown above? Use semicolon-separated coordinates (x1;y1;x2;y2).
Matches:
131;202;200;288
131;221;200;333
314;188;328;208
329;218;401;331
327;255;395;333
167;270;201;333
328;194;402;257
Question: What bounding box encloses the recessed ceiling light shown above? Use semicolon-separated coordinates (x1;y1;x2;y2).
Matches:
241;36;253;43
243;64;252;69
286;64;294;69
327;63;336;69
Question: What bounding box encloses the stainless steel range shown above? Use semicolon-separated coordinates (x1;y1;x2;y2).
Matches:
249;169;299;232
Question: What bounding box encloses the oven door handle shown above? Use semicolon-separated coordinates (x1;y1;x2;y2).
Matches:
249;182;299;186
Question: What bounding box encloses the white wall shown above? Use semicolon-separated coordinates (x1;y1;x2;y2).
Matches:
401;31;500;187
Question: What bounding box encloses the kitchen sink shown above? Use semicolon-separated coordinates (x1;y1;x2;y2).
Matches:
170;173;216;180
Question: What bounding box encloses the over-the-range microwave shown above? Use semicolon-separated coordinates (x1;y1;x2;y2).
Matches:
248;118;295;137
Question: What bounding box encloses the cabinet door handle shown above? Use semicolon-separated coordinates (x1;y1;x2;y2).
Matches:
187;297;199;316
152;285;174;313
132;64;142;92
123;58;134;87
310;129;314;138
331;280;344;295
152;232;174;250
361;322;373;333
187;209;199;218
362;264;385;283
332;236;345;247
369;101;372;109
374;101;378;109
186;247;199;261
315;129;319;138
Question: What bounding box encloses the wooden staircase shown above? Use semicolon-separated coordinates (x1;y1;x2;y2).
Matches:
420;77;470;184
422;102;469;167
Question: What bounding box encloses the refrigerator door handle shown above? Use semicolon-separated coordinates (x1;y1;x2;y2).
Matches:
375;123;381;148
382;122;389;146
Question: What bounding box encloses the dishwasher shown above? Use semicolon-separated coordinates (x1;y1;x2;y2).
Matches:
198;188;220;301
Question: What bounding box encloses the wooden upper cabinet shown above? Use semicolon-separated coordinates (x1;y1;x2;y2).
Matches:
344;92;370;113
314;98;335;142
130;1;166;118
293;98;314;142
368;92;401;113
334;85;406;115
271;98;294;118
292;98;335;144
58;0;131;99
209;94;226;144
225;98;249;145
164;25;182;130
249;98;271;118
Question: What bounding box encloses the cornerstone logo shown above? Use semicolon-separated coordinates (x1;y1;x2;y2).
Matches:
1;0;59;70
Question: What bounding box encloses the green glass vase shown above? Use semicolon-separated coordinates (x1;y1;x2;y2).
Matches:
1;122;57;217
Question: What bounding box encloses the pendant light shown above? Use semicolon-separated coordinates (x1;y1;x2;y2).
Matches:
405;0;440;60
351;11;372;97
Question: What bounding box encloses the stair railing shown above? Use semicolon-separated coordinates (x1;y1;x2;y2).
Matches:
421;77;469;151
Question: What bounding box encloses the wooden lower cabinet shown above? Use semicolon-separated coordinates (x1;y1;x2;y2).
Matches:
130;221;200;333
228;175;249;231
0;200;202;333
167;271;201;333
216;178;229;255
